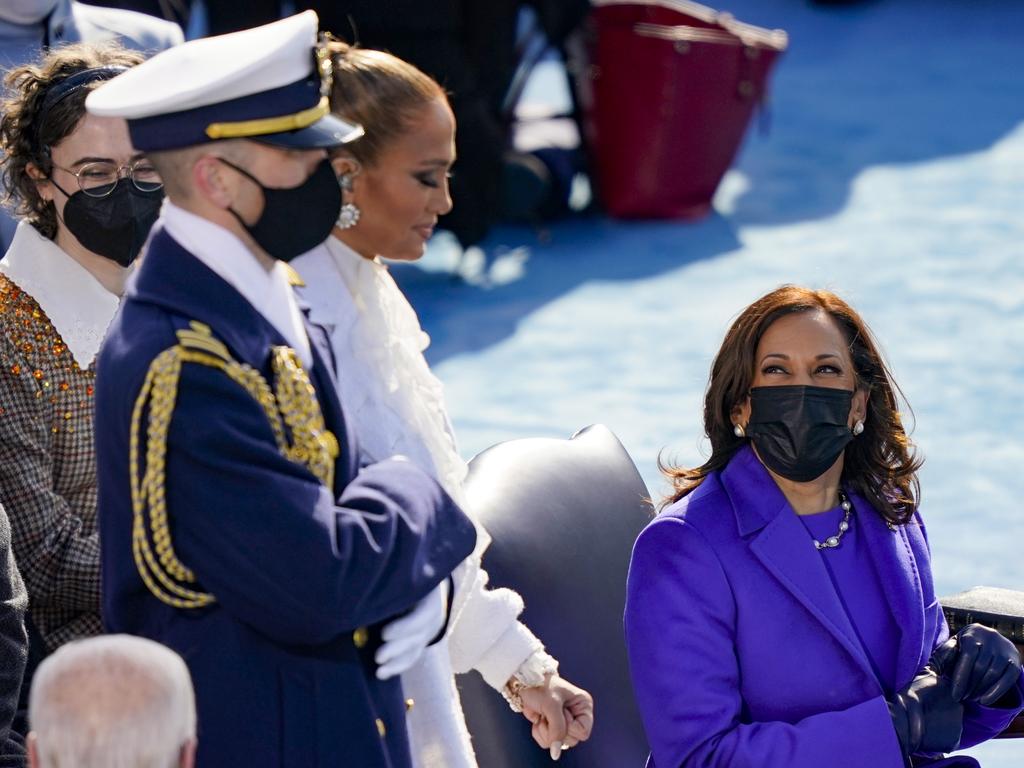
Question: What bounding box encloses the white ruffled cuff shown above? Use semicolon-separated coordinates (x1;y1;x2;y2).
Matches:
474;620;550;692
446;562;560;697
447;565;524;671
499;648;560;712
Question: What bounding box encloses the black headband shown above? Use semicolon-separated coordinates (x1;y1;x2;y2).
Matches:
35;66;128;151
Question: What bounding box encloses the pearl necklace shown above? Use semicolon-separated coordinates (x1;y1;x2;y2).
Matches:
813;489;852;551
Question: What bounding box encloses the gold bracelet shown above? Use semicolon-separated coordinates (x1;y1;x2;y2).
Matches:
500;652;559;713
502;677;529;713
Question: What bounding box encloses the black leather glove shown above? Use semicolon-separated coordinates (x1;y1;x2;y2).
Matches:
888;671;964;759
930;624;1023;706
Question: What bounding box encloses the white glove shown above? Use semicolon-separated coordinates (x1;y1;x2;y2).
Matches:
375;579;450;680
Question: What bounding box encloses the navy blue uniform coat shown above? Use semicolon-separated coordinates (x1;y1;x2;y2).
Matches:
95;228;477;767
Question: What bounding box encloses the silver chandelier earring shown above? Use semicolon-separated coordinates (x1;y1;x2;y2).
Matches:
852;420;865;436
337;174;360;229
733;423;745;438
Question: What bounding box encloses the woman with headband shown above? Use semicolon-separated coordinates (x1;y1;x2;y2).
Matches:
293;43;594;766
0;43;160;660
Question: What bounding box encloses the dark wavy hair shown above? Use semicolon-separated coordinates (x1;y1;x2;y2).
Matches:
0;43;143;239
661;285;922;525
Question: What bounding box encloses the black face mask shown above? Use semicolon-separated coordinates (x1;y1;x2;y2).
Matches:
745;385;855;483
220;158;341;262
57;179;163;267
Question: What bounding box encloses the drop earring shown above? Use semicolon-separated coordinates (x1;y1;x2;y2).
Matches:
852;420;865;436
337;173;360;230
733;423;745;438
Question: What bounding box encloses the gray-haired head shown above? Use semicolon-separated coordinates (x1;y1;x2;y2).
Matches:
28;634;196;768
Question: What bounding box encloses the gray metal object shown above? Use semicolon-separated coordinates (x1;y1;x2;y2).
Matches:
940;586;1024;739
458;424;653;766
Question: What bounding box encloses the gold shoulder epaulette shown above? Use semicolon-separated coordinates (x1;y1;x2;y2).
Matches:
130;321;339;609
175;320;233;358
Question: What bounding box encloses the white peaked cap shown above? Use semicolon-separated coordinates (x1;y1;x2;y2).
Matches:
85;11;362;151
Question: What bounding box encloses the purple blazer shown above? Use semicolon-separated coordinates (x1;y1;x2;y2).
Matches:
625;446;1023;768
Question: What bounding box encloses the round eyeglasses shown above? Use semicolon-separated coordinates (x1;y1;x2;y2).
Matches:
50;160;164;198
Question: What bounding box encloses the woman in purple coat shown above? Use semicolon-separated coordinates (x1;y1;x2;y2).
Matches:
625;285;1023;768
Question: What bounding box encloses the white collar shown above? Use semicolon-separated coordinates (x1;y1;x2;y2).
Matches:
323;235;381;286
321;236;390;315
0;221;120;368
295;234;431;361
160;200;313;369
293;237;381;331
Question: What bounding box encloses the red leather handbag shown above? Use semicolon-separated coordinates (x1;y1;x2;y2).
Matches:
578;0;788;219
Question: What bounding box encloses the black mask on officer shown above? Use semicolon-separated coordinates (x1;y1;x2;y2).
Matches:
745;385;856;483
220;157;341;263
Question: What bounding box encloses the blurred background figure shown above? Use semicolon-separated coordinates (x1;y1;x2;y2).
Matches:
27;634;196;768
0;0;181;251
81;0;274;35
73;0;191;29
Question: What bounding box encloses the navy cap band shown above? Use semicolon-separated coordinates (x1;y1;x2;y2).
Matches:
126;75;324;152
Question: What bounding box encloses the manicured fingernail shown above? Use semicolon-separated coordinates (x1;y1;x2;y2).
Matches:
550;742;563;761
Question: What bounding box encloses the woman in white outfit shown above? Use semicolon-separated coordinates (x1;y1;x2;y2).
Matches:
292;43;594;767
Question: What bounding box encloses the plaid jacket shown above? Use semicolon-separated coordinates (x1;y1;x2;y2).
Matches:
0;276;102;651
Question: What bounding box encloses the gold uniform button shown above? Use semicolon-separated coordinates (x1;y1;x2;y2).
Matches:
405;698;415;712
353;627;368;649
376;718;386;738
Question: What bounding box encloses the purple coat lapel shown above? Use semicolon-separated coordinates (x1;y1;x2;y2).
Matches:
721;447;877;682
858;502;929;685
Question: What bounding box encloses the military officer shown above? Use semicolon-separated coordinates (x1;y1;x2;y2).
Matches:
87;12;477;767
